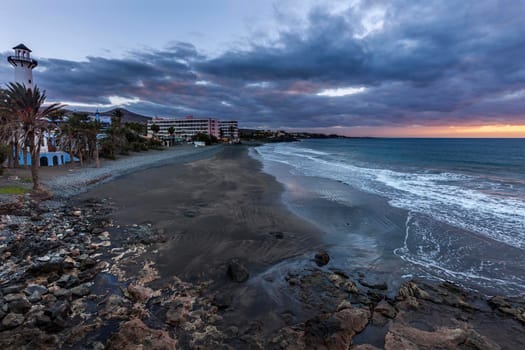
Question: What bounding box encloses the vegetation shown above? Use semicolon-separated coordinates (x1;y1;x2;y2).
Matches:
150;123;160;136
57;113;101;167
99;110;161;158
0;83;64;192
0;185;29;195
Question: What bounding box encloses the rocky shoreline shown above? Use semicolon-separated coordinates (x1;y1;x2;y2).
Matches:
1;195;524;349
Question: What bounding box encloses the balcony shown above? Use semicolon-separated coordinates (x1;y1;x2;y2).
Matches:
7;55;38;67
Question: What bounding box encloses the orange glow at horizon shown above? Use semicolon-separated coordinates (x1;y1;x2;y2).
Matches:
342;124;525;138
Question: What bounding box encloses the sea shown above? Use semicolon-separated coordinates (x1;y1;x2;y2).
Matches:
250;138;525;297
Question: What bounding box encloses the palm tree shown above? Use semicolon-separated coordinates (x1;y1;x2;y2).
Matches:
1;83;64;192
111;108;123;128
151;123;160;137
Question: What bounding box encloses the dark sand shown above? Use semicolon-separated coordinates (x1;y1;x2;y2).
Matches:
82;146;322;282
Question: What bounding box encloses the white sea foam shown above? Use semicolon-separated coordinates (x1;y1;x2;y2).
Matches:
256;142;525;250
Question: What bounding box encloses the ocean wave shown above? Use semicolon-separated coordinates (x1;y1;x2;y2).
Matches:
256;142;525;250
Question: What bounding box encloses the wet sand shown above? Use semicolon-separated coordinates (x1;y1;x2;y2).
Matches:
82;146;323;282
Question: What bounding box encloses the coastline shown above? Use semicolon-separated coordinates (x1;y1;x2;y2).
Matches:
0;145;523;348
41;144;223;198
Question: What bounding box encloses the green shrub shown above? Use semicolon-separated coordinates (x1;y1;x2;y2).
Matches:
0;186;28;195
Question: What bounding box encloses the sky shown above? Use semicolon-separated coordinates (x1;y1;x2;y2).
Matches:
1;0;524;137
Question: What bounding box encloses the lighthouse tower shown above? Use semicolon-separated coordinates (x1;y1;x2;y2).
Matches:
7;43;38;89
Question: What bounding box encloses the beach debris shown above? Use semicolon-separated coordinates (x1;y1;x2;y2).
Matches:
227;259;249;283
314;250;330;266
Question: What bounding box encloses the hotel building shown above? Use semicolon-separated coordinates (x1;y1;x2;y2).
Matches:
147;116;238;142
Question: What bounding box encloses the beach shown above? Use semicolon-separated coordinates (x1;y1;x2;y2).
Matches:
80;146;322;281
0;144;524;349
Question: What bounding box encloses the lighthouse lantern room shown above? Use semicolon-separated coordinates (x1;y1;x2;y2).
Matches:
7;43;38;89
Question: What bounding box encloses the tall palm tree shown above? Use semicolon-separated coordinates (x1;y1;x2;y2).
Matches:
1;83;64;192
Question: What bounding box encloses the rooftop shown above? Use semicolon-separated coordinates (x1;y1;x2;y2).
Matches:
12;43;31;52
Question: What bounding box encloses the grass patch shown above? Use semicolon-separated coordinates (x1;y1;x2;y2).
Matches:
0;186;29;195
22;177;33;183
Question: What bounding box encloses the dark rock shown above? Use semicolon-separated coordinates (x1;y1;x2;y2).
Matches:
165;305;186;326
71;283;91;297
8;297;32;314
488;296;510;309
80;257;97;270
2;284;26;295
106;318;177;349
127;285;154;303
374;299;397;319
56;274;79;288
304;315;341;347
28;257;73;276
358;277;388;291
44;300;70;320
28;291;42;303
385;322;500;350
25;284;48;296
227;259;249;282
91;227;104;235
212;292;232;309
1;313;24;329
4;293;25;303
78;267;99;282
314;250;330;266
269;231;284;239
52;288;71;299
34;312;52;328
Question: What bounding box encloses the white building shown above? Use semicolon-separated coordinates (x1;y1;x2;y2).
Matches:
147;116;221;141
7;43;37;89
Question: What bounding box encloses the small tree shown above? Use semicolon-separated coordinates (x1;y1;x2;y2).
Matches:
167;126;175;136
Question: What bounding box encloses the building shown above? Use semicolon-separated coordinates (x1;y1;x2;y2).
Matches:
147;116;221;142
7;44;38;89
218;120;239;141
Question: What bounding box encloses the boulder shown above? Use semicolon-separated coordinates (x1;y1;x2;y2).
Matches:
374;300;397;319
304;307;371;349
28;257;73;275
56;274;79;289
165;305;186;326
1;313;24;329
314;251;330;266
2;284;26;295
385;323;501;350
127;285;154;303
227;259;249;283
107;318;177;350
8;297;32;314
70;283;91;297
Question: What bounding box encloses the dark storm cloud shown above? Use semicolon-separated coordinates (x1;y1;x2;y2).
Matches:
2;0;524;129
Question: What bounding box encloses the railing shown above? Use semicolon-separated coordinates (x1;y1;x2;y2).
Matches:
7;56;38;65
